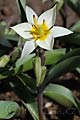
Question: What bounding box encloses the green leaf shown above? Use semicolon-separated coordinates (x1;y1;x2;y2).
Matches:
5;34;19;42
33;56;42;87
0;69;14;80
22;56;34;71
22;49;80;72
19;48;80;73
0;101;19;119
23;102;39;120
16;0;26;22
42;56;80;89
67;0;80;16
0;74;8;80
70;21;80;32
9;78;39;120
58;48;80;62
16;73;36;93
44;84;78;108
0;55;10;68
76;67;80;73
45;49;65;65
22;49;65;72
58;33;80;46
4;28;19;42
18;0;26;11
15;53;35;71
0;39;12;47
74;96;80;109
0;22;18;46
11;48;20;62
53;0;64;10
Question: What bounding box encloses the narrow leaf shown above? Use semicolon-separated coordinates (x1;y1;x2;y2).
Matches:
58;48;80;62
9;78;39;120
70;21;80;32
16;0;26;22
15;53;35;69
22;49;65;72
45;49;65;65
67;0;80;16
44;84;78;108
0;69;14;80
58;32;80;46
42;56;80;89
16;73;36;93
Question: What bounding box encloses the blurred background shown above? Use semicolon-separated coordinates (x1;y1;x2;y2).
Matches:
0;0;80;27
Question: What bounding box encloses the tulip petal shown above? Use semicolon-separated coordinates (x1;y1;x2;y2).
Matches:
11;23;32;39
37;35;53;50
38;5;56;27
52;26;73;38
21;40;36;58
26;6;38;24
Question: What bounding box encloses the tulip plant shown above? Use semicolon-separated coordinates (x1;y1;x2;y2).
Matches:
0;0;80;120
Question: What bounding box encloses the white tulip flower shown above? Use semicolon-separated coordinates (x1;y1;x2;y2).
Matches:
11;5;73;58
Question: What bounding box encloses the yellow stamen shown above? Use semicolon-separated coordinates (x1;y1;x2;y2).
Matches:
30;17;50;41
33;15;38;27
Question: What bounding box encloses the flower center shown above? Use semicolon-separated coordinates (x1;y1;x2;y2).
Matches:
30;15;50;41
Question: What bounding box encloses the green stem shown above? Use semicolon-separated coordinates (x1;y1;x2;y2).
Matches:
36;48;45;120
